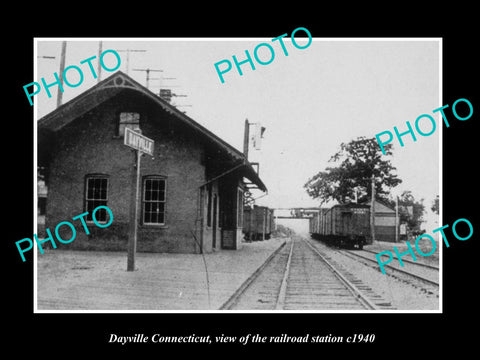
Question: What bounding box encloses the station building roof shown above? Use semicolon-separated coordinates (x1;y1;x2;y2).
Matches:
38;71;267;192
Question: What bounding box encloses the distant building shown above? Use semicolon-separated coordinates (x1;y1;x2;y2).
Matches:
38;71;266;253
361;199;398;242
37;175;47;236
37;178;47;217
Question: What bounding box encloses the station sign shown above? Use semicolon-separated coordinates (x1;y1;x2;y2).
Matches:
124;127;154;156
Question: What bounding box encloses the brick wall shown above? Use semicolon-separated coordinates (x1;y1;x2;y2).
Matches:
45;93;207;253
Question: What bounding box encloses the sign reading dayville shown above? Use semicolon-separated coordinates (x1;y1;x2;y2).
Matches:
124;127;154;271
124;127;154;156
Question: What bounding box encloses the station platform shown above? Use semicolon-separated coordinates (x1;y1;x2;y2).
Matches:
36;237;287;311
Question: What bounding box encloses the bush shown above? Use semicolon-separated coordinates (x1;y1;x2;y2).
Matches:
271;224;296;238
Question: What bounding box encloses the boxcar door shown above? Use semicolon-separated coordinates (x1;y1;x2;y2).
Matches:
341;212;352;236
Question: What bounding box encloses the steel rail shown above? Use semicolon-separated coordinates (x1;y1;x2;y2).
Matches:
275;239;295;310
219;240;287;310
342;249;439;287
303;238;379;310
361;248;439;270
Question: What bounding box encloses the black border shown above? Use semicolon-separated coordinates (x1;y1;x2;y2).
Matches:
7;9;478;354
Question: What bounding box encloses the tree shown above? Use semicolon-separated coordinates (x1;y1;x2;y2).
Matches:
394;191;426;235
374;191;426;235
304;136;402;204
431;195;439;215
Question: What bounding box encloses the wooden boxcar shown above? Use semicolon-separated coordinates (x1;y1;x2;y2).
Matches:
309;208;328;239
243;205;274;240
310;204;370;249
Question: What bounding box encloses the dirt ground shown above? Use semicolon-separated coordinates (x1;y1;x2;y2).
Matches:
366;237;441;267
36;238;286;311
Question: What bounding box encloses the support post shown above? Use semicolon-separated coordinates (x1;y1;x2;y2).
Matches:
262;208;266;241
127;150;141;271
370;174;376;243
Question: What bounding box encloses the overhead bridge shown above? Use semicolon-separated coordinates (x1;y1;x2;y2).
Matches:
272;207;320;219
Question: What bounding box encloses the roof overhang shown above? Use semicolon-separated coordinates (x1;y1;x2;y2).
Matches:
240;162;267;192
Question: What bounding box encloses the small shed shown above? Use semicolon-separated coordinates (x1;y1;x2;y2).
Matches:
361;199;398;242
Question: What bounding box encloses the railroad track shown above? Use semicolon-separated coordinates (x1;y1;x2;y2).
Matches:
361;248;439;270
340;249;439;288
221;236;393;310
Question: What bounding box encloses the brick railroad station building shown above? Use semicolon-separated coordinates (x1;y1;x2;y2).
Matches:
38;71;267;253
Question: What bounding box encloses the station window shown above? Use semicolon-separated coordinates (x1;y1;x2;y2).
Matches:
118;112;140;137
85;175;109;222
143;176;166;225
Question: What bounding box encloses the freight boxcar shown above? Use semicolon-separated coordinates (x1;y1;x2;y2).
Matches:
243;205;274;240
309;208;328;240
310;204;370;249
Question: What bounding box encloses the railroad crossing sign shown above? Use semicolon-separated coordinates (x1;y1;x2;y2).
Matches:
124;127;155;271
124;127;154;156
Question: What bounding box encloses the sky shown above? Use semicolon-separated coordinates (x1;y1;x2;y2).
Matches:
35;38;441;230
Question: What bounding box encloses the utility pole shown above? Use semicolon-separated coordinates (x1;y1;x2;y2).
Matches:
97;41;103;83
243;119;250;160
395;195;399;242
132;68;163;89
262;208;266;241
57;41;67;108
243;119;265;160
114;49;147;75
370;174;376;243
